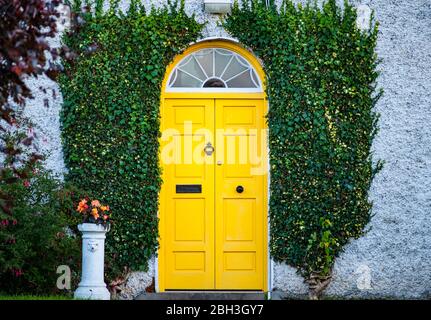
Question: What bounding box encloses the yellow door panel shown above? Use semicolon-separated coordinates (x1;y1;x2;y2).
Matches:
224;198;255;242
161;99;215;290
215;99;266;290
223;106;256;125
174;199;205;241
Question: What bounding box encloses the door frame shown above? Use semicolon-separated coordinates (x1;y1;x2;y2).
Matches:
157;39;269;292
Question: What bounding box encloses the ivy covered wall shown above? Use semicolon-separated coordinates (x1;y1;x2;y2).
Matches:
59;0;203;275
59;0;382;296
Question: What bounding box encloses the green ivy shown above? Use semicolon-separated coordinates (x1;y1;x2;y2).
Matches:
59;0;203;274
224;0;383;286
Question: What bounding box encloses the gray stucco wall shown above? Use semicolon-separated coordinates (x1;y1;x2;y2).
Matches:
26;0;431;299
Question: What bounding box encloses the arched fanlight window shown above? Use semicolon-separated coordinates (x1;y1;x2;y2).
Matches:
167;48;262;92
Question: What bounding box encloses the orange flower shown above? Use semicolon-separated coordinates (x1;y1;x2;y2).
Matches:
77;199;88;213
91;208;99;219
91;200;101;207
100;205;110;212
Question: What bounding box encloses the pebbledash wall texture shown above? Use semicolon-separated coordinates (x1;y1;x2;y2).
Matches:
25;0;431;299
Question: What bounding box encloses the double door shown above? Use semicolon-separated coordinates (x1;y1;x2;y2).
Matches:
160;98;267;290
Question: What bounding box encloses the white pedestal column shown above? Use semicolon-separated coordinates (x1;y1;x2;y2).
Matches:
74;223;111;300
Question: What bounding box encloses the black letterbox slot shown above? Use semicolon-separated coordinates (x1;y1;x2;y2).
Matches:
176;184;202;193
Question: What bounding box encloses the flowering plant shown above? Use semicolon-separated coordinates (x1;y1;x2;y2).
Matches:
76;198;111;226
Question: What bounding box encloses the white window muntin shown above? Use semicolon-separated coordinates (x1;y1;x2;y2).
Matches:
166;48;263;92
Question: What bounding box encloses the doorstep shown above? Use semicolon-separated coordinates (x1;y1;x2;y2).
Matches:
135;291;266;300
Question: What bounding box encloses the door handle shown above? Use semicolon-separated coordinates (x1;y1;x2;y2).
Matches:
204;142;214;156
236;186;244;193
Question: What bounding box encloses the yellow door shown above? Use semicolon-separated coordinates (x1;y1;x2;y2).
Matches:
215;99;266;290
161;99;215;290
160;98;266;291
